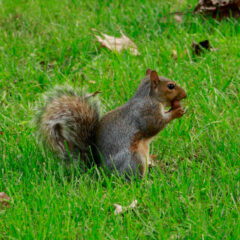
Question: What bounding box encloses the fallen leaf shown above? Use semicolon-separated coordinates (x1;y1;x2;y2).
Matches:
89;80;96;84
113;200;138;215
128;200;138;208
151;154;158;160
0;192;10;208
93;29;139;56
192;40;217;55
194;0;240;20
114;204;123;215
192;40;210;55
171;50;178;61
148;155;157;168
2;91;7;101
159;11;187;23
40;60;56;70
174;13;183;23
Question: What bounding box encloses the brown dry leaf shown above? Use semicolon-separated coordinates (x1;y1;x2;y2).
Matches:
171;50;178;62
159;11;185;23
113;204;123;215
113;200;138;215
93;29;139;56
40;60;56;71
192;40;217;55
89;80;96;84
174;12;183;23
128;200;138;208
0;192;10;208
194;0;240;19
148;155;157;168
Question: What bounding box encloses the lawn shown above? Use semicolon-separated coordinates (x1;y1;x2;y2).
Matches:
0;0;239;239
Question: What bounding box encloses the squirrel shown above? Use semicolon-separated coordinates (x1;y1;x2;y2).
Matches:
36;69;187;177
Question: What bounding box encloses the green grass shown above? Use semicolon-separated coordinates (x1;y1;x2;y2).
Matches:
0;0;239;239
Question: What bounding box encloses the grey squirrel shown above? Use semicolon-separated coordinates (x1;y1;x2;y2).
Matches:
36;69;187;177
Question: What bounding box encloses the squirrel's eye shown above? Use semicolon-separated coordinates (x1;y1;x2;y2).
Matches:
168;83;175;90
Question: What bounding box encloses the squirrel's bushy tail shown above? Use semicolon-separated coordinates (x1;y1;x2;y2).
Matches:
35;85;100;161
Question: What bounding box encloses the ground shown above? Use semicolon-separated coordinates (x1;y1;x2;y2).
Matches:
0;0;239;239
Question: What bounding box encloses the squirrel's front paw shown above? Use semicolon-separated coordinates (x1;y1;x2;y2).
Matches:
172;107;185;119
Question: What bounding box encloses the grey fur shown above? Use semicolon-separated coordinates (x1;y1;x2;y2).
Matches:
35;73;186;177
94;76;179;176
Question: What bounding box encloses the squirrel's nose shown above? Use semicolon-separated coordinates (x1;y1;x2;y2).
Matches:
182;91;187;99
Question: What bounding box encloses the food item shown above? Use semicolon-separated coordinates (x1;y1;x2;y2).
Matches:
171;100;181;110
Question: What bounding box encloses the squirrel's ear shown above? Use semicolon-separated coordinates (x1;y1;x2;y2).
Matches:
150;70;160;89
146;68;152;76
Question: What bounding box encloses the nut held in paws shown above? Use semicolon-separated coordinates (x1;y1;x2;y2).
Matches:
172;100;181;109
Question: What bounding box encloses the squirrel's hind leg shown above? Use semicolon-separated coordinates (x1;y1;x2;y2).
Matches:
104;150;141;177
130;152;148;177
112;150;148;177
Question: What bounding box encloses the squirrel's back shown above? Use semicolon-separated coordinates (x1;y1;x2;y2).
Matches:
35;86;100;161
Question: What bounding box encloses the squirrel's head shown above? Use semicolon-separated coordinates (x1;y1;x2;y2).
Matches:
146;69;187;107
